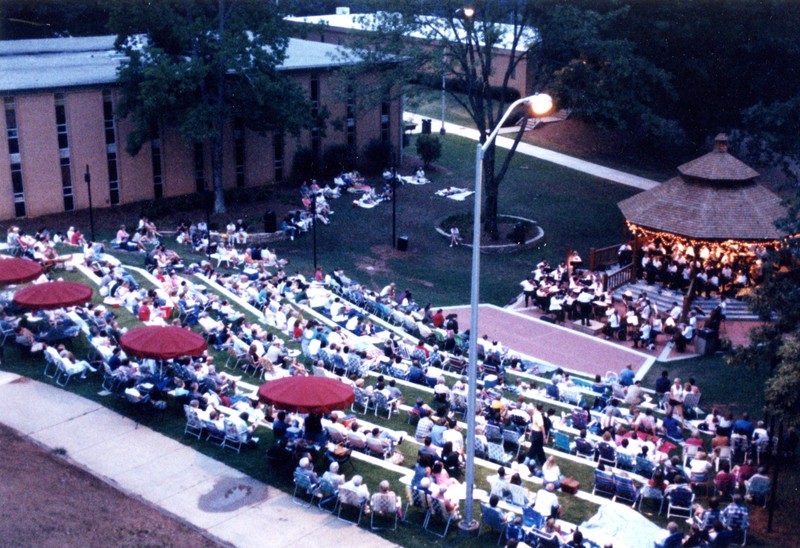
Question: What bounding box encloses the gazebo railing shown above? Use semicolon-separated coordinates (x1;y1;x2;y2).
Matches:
603;263;634;292
589;241;632;272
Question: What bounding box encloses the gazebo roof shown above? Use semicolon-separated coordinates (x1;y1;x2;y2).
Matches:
677;134;759;184
618;135;787;241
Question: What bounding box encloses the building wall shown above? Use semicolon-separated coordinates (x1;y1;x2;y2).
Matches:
0;69;401;221
0;98;14;220
16;94;63;218
66;89;109;210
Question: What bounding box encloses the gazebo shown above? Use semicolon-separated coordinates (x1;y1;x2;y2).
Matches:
618;134;788;255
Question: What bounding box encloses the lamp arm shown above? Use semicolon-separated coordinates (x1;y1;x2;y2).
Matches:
480;95;535;155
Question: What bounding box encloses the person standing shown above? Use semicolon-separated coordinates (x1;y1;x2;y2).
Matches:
524;403;547;467
577;289;594;326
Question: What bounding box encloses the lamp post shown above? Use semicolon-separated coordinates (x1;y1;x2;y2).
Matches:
390;152;398;249
310;193;318;271
440;50;447;135
461;93;553;531
84;165;95;242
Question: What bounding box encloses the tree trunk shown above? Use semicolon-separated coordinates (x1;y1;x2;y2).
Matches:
483;143;500;240
212;0;226;214
212;128;226;214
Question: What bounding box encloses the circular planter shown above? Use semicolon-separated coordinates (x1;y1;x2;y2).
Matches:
436;214;545;254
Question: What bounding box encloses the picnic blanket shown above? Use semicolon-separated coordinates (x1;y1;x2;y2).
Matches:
435;186;474;201
346;183;373;194
400;175;430;185
580;503;660;548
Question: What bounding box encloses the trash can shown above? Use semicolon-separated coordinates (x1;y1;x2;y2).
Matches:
397;236;409;251
263;209;277;233
695;328;718;356
421;118;432;134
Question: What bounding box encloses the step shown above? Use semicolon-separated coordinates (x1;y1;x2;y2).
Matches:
571;319;605;336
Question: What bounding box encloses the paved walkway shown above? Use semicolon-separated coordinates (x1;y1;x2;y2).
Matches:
0;371;396;548
405;112;660;191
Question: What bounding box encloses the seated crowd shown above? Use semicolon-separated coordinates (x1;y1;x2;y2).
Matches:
3;220;783;545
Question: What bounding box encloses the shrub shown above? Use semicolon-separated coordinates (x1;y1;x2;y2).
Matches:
360;139;393;175
290;147;321;185
416;134;442;168
321;144;357;178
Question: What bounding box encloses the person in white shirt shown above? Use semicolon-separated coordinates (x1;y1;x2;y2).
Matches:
322;462;345;488
442;419;464;454
520;277;536;307
532;483;561;519
341;475;370;507
576;289;594;326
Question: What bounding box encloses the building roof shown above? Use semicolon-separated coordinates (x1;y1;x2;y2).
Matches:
286;12;538;51
618;137;786;241
0;34;360;93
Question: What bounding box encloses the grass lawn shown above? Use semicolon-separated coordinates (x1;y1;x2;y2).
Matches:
262;133;637;309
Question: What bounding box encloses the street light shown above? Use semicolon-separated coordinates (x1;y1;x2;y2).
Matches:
84;165;95;242
440;50;447;135
460;93;553;532
310;193;318;271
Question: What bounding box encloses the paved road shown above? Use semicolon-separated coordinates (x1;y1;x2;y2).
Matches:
0;372;396;548
405;112;660;191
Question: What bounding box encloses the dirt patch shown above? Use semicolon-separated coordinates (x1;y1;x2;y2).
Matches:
0;423;223;547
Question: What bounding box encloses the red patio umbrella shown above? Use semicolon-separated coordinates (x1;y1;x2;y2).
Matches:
0;257;43;285
258;376;355;414
12;280;93;310
120;325;207;360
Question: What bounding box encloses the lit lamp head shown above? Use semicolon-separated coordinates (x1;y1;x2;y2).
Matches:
462;7;475;18
528;93;554;117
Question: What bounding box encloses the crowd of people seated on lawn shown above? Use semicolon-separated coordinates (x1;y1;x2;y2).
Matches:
632;238;764;298
5;225;74;268
6;220;785;544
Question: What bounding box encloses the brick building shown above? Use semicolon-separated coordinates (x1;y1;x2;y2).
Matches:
287;10;538;98
0;35;402;221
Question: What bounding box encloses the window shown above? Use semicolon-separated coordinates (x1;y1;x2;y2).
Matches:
381;97;391;143
5;97;25;217
346;84;356;150
151;133;163;199
310;76;321;157
233;117;245;187
54;94;74;211
194;143;206;193
61;157;74;211
273;131;284;183
102;90;120;204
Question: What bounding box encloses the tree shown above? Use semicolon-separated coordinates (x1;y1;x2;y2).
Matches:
335;0;671;239
415;135;442;168
110;0;312;213
728;197;800;426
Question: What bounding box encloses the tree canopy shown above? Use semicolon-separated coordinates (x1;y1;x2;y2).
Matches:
729;197;800;426
110;0;312;213
335;0;671;238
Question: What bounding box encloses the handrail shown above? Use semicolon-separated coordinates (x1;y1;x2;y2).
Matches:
604;264;634;292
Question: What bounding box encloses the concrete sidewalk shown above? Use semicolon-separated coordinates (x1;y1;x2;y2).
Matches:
0;372;396;548
405;112;659;191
